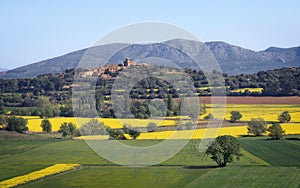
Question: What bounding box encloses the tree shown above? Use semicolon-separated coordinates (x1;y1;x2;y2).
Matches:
128;129;140;140
0;100;6;115
206;135;240;167
108;129;127;140
247;118;267;136
80;119;107;136
184;122;194;130
37;96;60;118
230;111;242;122
59;123;70;137
147;122;157;132
167;94;174;116
58;122;77;137
278;111;291;123
204;113;214;120
40;119;52;133
6;116;28;133
268;123;285;140
123;124;140;139
0;114;8;129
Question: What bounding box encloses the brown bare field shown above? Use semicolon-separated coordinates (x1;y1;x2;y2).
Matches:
199;96;300;104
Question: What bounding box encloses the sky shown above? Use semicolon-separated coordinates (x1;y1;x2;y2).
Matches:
0;0;300;69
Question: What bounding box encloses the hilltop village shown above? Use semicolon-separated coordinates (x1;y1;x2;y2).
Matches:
79;58;149;79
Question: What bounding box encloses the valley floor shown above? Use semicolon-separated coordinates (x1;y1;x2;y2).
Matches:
0;134;299;188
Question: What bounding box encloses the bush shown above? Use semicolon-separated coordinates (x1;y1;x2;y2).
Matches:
6;116;28;133
108;129;126;140
204;113;214;120
122;124;140;140
58;122;77;137
268;123;285;140
10;108;31;116
230;111;242;122
40;119;52;133
0;115;8;129
79;119;107;136
278;111;291;123
147;122;157;132
247;118;267;136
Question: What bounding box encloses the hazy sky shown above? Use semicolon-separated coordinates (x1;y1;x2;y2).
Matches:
1;0;299;69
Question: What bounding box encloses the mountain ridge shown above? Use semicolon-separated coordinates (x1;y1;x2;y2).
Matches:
1;39;299;78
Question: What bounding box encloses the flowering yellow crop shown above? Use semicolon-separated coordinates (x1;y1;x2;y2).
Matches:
0;164;80;188
23;104;300;132
231;88;263;93
201;104;300;122
137;124;300;140
26;117;178;132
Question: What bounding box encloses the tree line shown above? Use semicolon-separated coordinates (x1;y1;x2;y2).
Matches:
0;66;299;118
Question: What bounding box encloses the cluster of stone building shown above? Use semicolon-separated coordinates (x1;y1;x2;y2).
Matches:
79;58;149;78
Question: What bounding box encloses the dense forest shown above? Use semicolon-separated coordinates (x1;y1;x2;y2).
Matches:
0;66;299;118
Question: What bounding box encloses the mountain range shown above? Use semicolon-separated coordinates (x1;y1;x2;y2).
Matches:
1;39;299;78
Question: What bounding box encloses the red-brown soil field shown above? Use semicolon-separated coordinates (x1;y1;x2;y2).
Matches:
199;96;300;104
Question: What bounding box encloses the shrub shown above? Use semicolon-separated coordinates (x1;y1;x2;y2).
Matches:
247;118;267;136
204;113;214;120
268;123;285;140
0;114;8;129
108;129;126;140
122;124;140;139
147;122;157;132
79;119;107;136
6;116;28;133
278;111;291;123
40;119;52;133
230;111;242;122
58;122;77;137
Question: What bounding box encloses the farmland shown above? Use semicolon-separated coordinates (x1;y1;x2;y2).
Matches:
1;99;300;187
26;117;178;131
202;104;300;122
23;103;300;132
0;135;299;187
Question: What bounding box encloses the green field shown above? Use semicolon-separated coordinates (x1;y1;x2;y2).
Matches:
0;133;299;187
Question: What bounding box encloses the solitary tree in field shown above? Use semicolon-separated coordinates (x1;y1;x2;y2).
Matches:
59;122;77;137
40;119;52;133
6;116;28;133
230;111;242;122
147;122;157;132
268;123;285;140
278;111;291;123
80;119;107;136
206;135;240;167
247;118;267;136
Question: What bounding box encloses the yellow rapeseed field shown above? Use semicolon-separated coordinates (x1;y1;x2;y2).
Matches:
27;117;178;132
77;123;300;140
231;88;263;93
0;164;80;188
201;104;300;122
137;123;300;139
24;104;299;132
